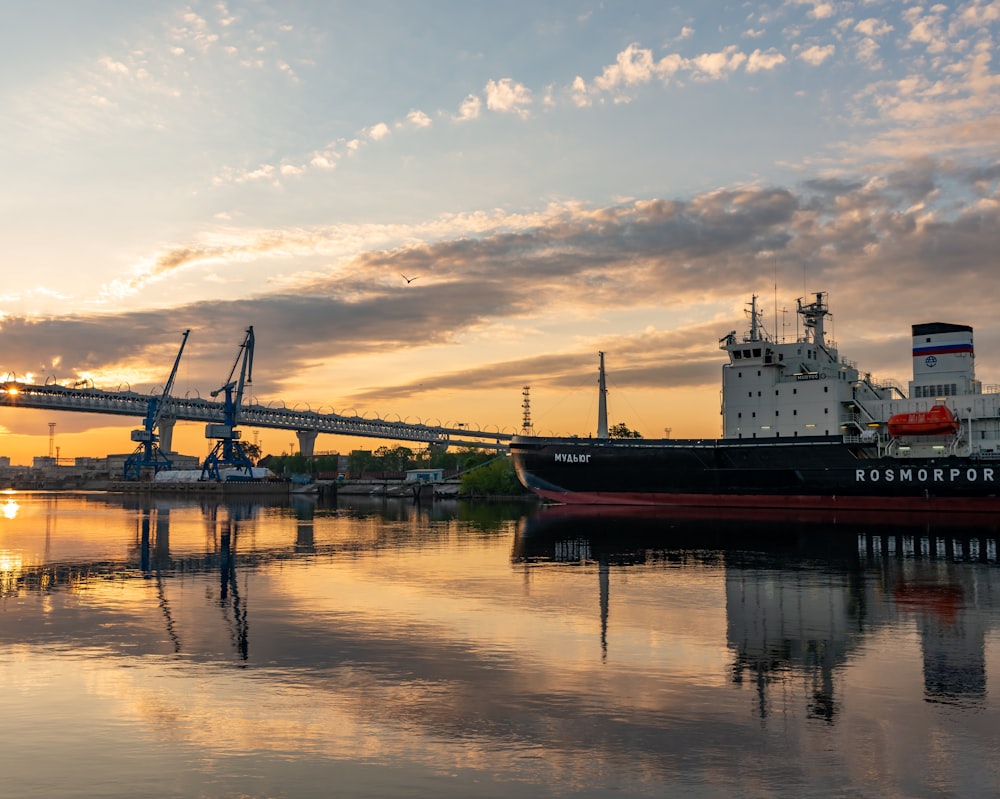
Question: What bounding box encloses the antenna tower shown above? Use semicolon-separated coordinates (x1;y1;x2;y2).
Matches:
48;422;56;458
521;386;533;434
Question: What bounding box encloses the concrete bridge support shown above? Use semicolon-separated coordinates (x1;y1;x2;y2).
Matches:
158;418;176;453
296;429;319;458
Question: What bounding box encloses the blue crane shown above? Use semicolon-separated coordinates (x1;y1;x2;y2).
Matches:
200;327;256;481
123;330;191;481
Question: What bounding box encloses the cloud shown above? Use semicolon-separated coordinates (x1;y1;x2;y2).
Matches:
7;157;1000;412
309;151;338;170
689;45;748;79
366;122;391;141
485;78;533;117
577;39;788;103
455;93;482;121
746;49;787;73
903;6;949;53
854;18;894;38
405;110;432;128
798;44;836;65
791;0;835;21
957;1;1000;27
592;43;657;92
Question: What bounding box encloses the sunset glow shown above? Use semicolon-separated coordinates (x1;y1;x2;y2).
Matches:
2;2;1000;465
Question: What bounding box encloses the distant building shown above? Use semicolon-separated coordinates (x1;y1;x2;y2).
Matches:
405;467;444;483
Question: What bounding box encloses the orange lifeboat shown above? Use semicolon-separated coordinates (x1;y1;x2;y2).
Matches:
887;404;960;437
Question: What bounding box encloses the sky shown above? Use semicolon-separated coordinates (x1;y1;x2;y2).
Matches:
1;0;1000;465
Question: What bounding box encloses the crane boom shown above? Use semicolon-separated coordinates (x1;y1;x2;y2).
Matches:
202;326;256;481
123;329;191;481
152;329;190;431
210;327;254;425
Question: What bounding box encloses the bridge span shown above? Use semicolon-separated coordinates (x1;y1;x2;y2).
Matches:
0;380;511;456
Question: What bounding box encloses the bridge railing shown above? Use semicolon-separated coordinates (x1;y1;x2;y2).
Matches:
0;381;511;448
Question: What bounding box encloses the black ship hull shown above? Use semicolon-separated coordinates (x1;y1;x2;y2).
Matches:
510;435;1000;512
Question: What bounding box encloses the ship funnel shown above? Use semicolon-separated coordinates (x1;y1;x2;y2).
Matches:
909;322;979;399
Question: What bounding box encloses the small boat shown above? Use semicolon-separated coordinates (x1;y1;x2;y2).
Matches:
887;405;960;437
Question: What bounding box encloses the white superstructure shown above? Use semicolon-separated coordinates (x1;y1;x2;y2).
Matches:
719;293;1000;457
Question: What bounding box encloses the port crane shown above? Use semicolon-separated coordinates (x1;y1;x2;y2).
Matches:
123;330;190;481
201;327;256;481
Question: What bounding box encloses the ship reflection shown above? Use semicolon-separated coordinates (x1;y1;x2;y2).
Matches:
515;504;1000;717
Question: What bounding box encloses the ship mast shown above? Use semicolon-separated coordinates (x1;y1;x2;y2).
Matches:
797;292;829;346
597;351;609;439
748;295;763;342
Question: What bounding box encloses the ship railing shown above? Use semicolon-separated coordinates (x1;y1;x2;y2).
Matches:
985;384;1000;394
842;404;881;427
868;377;906;398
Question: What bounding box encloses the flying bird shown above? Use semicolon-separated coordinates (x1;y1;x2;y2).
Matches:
400;273;419;284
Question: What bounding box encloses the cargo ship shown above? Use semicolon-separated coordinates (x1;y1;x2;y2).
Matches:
510;293;1000;511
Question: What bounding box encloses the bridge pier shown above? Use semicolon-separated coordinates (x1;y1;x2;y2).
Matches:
296;429;319;458
158;418;176;453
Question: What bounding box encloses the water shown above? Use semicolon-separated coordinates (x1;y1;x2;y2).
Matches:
1;492;999;798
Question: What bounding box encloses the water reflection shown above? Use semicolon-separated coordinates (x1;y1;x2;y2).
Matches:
2;494;999;798
516;504;1000;716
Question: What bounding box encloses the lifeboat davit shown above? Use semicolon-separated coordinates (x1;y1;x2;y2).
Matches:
887;404;960;437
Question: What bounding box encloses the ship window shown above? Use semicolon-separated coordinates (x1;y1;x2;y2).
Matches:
779;353;784;361
794;431;798;437
743;350;751;358
748;391;752;397
738;413;742;418
793;409;797;415
775;410;779;416
775;389;779;395
752;412;756;418
757;391;761;396
757;370;761;377
824;408;829;413
824;386;828;393
793;388;797;394
753;349;761;357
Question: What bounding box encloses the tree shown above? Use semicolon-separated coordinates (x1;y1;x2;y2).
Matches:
459;456;525;495
241;440;262;464
348;450;376;476
373;445;414;471
609;422;643;438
